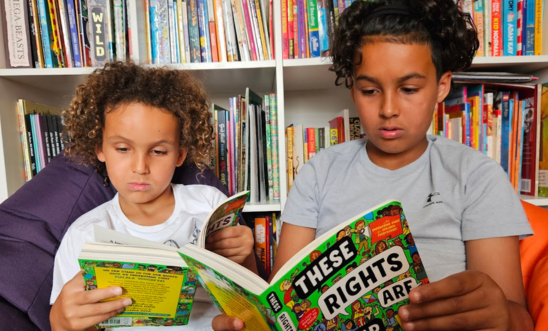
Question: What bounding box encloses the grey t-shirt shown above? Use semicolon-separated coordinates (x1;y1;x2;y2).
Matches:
281;135;533;282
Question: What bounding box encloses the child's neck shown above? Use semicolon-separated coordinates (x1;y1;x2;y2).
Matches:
366;138;429;171
118;187;176;226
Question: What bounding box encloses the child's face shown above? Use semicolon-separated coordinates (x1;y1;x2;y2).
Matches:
96;103;186;211
350;40;451;169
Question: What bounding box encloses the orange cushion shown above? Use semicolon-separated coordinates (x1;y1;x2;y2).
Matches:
520;201;548;325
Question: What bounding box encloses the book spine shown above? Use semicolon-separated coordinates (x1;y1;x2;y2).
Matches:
36;0;54;67
252;0;269;60
17;101;32;180
213;0;227;62
264;96;273;202
281;0;288;59
175;0;185;62
254;217;268;272
89;0;111;66
78;0;91;66
170;0;180;62
502;0;517;55
298;0;306;58
188;0;201;62
524;0;535;55
57;0;73;67
217;110;229;190
287;0;293;58
112;0;126;62
222;0;237;61
286;126;294;190
159;0;172;63
318;0;328;53
49;0;66;66
533;0;542;55
66;0;82;67
27;0;43;67
197;0;210;62
491;0;502;56
240;0;258;60
306;0;319;57
231;0;249;61
500;92;511;175
182;0;191;62
473;0;484;56
25;114;37;177
292;0;298;57
270;94;280;202
516;0;523;55
206;0;219;62
1;0;33;68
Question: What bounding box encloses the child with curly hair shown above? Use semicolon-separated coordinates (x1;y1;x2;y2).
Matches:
49;62;256;331
213;0;534;330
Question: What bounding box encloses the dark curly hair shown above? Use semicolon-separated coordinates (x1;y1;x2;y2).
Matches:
63;61;213;183
330;0;479;88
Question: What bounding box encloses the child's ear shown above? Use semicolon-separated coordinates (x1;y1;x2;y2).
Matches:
177;148;188;167
95;145;105;162
436;71;452;103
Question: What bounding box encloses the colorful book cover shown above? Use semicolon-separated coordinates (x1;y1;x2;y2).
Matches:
48;0;66;67
491;0;502;56
180;200;428;331
519;87;539;196
66;0;83;67
502;0;517;56
264;95;274;202
282;0;288;59
88;0;115;66
523;0;535;55
516;0;523;55
252;0;270;60
539;84;548;196
286;126;294;190
317;0;328;54
306;0;320;57
188;0;201;62
473;0;485;56
240;0;258;61
231;0;250;61
499;91;512;175
222;0;238;61
113;0;126;62
213;0;228;62
78;0;92;66
77;191;250;328
206;0;219;62
214;104;229;191
533;0;542;55
36;0;55;67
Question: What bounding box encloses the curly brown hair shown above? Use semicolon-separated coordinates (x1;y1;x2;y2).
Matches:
330;0;479;88
63;61;213;182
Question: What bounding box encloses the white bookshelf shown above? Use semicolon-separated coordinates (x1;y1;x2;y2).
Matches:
0;1;547;210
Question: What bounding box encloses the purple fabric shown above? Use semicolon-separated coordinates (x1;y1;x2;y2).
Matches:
0;151;243;330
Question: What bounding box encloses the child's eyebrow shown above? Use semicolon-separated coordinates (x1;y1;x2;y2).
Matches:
107;136;177;145
354;73;426;84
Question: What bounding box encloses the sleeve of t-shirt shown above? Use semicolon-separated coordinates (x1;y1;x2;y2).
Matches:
50;227;85;305
462;158;533;241
279;161;320;229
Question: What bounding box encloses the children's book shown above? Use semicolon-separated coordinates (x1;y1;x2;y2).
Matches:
179;200;428;331
77;190;250;328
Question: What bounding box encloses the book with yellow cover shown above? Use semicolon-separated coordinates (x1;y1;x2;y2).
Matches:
78;190;250;327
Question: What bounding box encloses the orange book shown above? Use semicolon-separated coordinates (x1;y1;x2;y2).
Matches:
254;217;268;272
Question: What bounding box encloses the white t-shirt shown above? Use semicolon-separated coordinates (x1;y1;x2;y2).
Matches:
51;184;227;331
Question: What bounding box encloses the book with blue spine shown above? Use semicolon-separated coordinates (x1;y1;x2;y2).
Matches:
502;0;517;56
306;0;320;57
36;0;54;67
197;0;212;62
523;0;535;55
66;0;83;67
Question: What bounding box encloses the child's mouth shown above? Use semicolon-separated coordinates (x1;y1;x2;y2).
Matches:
129;183;150;191
379;127;403;139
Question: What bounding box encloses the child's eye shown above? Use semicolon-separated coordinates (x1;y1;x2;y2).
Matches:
401;88;419;94
152;150;168;155
116;147;128;152
360;89;377;96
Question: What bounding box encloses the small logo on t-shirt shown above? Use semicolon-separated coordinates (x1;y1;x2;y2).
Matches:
423;192;442;208
164;239;180;248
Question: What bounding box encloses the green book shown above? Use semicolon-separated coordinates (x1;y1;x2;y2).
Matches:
179;200;428;331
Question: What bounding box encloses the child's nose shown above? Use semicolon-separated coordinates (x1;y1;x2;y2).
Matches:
379;92;400;118
132;153;150;174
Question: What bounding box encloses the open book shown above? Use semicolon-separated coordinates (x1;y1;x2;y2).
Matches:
179;200;428;331
77;190;250;328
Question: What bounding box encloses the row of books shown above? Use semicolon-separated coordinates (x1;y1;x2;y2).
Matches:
16;100;65;181
279;0;546;60
211;90;280;202
286;109;362;191
281;0;354;59
432;81;548;197
0;0;274;69
249;212;277;277
461;0;545;56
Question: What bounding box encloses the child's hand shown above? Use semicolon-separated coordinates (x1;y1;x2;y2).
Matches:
398;270;509;330
50;271;133;331
205;226;255;265
211;315;245;331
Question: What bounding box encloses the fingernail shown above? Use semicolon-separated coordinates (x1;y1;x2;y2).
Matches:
123;298;133;306
412;291;421;302
399;307;409;320
113;287;122;296
234;319;244;330
406;322;415;330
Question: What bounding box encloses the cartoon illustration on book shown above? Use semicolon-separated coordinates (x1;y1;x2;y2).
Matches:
180;200;428;331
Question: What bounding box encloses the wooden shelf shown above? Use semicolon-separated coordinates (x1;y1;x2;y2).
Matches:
521;196;548;207
243;202;282;212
